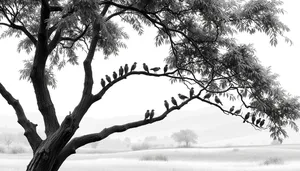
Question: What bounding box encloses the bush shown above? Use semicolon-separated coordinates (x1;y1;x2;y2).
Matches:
131;143;150;151
140;154;168;161
0;145;5;153
262;157;284;165
10;145;26;154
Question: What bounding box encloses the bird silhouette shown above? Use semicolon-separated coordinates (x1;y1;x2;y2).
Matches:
203;93;212;100
105;75;111;83
171;97;178;106
113;71;118;80
190;88;194;98
178;93;188;100
131;62;137;72
229;106;235;113
243;112;250;123
144;110;150;120
150;109;154;120
259;119;265;127
234;109;241;115
101;78;106;88
164;100;169;110
143;63;149;73
255;118;261;126
150;67;160;72
124;64;129;74
119;66;124;77
251;115;256;124
164;65;168;73
214;96;223;105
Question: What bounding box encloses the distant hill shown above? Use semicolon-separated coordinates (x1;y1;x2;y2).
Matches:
1;107;300;146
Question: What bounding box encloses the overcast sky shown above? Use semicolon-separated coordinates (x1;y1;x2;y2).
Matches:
0;0;299;125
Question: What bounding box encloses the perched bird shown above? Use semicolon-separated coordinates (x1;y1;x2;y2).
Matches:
214;96;223;105
229;106;235;113
171;97;178;106
234;109;241;115
251;115;256;124
259;119;265;127
144;110;150;120
113;71;118;80
164;100;169;110
255;118;261;126
101;78;106;88
105;75;111;83
150;67;160;72
178;93;188;100
149;109;154;120
119;66;124;77
143;63;149;73
131;62;137;72
190;88;194;98
203;93;212;100
164;65;168;73
243;112;250;123
124;64;129;74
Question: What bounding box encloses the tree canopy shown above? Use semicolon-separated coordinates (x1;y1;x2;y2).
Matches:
0;0;299;170
172;129;198;147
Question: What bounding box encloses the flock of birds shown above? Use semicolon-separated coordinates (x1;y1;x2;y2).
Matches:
100;62;169;88
99;62;266;128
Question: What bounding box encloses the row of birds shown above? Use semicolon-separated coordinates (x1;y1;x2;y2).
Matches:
145;89;195;120
100;63;169;88
228;106;265;127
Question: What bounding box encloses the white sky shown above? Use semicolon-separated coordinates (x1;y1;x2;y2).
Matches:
0;0;300;124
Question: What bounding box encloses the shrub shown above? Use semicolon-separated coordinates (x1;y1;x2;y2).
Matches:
140;154;168;161
131;143;150;151
0;145;5;153
262;157;284;165
10;145;26;154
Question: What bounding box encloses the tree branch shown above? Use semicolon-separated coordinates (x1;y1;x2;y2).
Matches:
0;83;42;152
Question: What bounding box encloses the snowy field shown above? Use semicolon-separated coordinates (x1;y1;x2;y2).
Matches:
1;145;300;171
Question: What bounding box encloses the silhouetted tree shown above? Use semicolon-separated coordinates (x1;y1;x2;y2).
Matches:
0;0;299;170
172;129;198;147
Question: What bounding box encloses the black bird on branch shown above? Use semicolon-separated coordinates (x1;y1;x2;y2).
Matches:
164;65;168;73
101;78;106;88
251;115;256;124
131;62;137;72
229;106;235;113
113;71;118;80
105;75;111;83
259;119;265;127
178;93;188;100
144;110;150;120
150;109;154;120
143;63;149;73
214;96;223;105
124;64;129;74
234;109;241;115
164;100;169;110
255;118;261;126
243;112;250;123
203;93;212;100
171;97;178;106
150;67;160;72
119;66;124;77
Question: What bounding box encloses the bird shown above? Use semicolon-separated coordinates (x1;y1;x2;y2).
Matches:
163;65;168;73
105;75;111;83
255;118;261;126
143;63;149;73
150;67;160;72
124;64;129;74
164;100;169;110
131;62;137;72
178;93;188;100
101;78;106;88
149;109;154;120
259;119;265;127
113;71;118;80
203;93;212;100
144;110;150;120
189;88;194;98
229;106;235;113
243;112;250;123
171;97;178;106
251;115;256;124
234;109;241;115
214;96;223;105
119;66;124;77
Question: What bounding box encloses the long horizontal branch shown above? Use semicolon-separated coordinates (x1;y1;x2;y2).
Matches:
0;82;42;152
54;96;196;169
